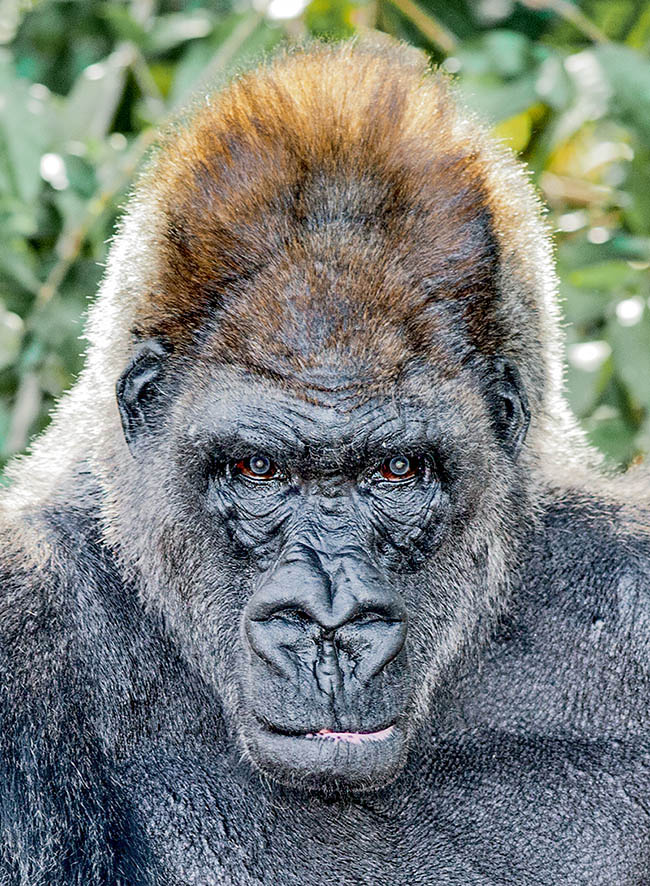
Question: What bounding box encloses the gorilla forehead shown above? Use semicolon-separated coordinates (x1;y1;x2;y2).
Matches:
198;227;493;382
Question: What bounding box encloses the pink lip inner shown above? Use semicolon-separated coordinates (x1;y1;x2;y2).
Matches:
305;725;395;745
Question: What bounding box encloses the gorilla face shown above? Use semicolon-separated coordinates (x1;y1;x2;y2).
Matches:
116;347;530;791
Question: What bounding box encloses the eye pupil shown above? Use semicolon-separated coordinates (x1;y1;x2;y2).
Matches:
250;455;271;475
379;454;418;482
389;456;410;476
233;454;279;481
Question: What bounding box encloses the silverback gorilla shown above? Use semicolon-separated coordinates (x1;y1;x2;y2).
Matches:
1;39;649;885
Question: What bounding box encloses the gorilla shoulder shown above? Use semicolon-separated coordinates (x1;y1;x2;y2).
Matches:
455;482;650;743
544;483;650;654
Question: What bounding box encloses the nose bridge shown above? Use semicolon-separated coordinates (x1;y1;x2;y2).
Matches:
322;549;386;627
271;543;363;631
249;539;395;632
285;543;342;630
315;548;372;631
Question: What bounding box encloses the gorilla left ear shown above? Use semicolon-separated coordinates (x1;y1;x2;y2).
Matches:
488;357;530;457
116;339;169;453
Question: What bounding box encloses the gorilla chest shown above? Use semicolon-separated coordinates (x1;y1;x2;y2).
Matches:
122;739;649;886
124;754;418;885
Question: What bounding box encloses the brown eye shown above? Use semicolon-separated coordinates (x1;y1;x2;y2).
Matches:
234;455;280;481
379;454;418;483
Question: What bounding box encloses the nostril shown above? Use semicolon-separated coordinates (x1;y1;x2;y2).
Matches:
278;607;313;625
253;606;313;626
244;603;318;678
347;605;406;628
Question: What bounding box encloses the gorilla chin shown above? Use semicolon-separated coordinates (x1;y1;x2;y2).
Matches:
243;721;407;791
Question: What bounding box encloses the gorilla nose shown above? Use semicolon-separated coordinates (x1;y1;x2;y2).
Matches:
244;554;407;683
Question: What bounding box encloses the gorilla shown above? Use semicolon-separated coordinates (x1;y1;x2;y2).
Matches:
1;39;649;885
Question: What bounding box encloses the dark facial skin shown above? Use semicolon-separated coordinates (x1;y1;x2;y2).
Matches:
117;346;529;792
203;383;446;787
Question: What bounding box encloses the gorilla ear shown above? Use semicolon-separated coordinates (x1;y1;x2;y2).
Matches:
488;357;530;458
116;339;169;453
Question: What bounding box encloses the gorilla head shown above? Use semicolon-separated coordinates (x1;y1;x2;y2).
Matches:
82;42;566;792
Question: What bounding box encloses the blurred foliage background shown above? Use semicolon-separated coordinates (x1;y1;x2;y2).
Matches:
0;0;649;470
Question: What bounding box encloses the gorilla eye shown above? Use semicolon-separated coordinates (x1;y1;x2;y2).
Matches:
379;455;419;483
233;455;281;481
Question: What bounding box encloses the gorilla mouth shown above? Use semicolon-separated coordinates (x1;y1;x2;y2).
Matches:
304;726;395;744
245;718;406;789
260;719;397;744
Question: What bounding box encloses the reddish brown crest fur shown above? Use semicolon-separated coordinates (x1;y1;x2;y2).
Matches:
137;41;551;401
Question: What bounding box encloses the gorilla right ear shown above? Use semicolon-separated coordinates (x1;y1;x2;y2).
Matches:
116;339;169;453
488;356;530;458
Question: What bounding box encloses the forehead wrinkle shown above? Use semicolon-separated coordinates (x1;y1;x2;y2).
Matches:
268;399;431;461
285;392;406;449
192;366;440;458
197;400;307;454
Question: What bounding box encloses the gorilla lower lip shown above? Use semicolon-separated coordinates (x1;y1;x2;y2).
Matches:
250;721;405;788
304;726;395;744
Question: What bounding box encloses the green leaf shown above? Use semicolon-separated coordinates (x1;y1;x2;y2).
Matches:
624;145;650;235
0;53;48;203
567;261;636;292
146;11;215;55
561;282;611;327
169;13;256;105
457;72;538;123
0;241;41;294
558;236;648;269
58;50;129;144
99;5;149;46
64;154;97;198
304;0;357;40
608;310;650;410
586;413;636;468
625;4;650;50
594;44;650;143
482;30;532;80
566;356;612;418
534;55;573;111
0;305;24;372
609;235;650;262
